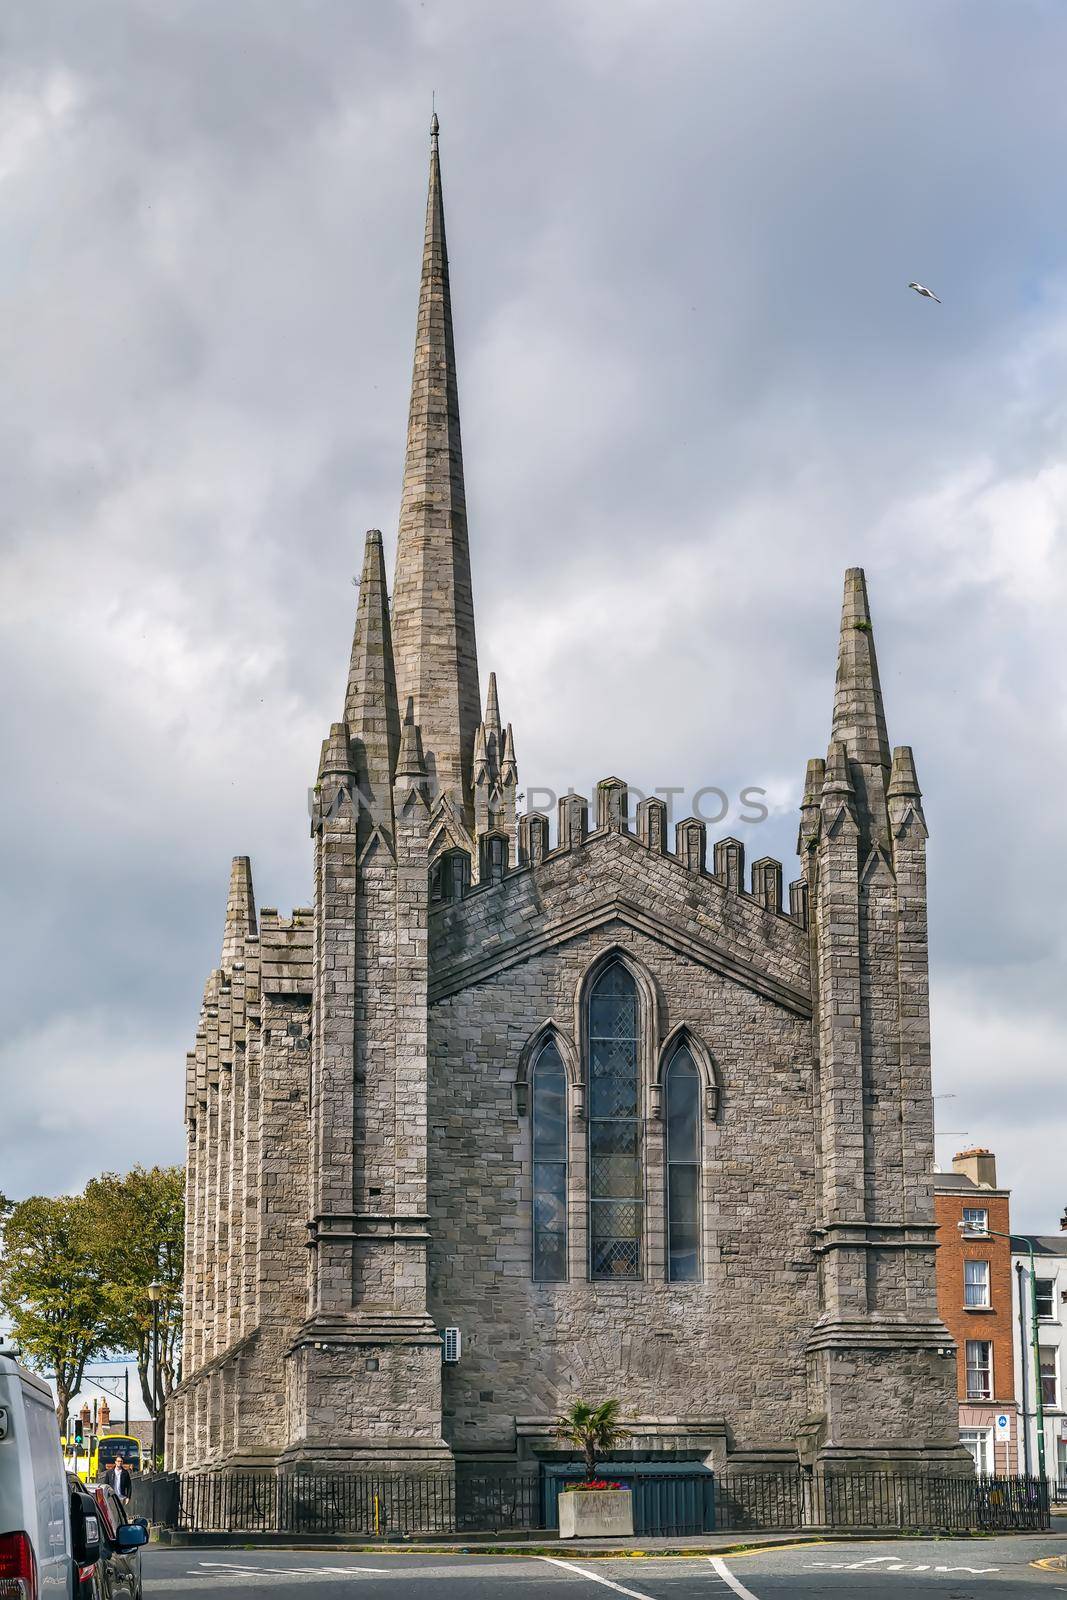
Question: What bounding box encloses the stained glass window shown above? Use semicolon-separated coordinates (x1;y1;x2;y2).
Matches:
588;962;643;1279
532;1039;567;1281
666;1045;701;1281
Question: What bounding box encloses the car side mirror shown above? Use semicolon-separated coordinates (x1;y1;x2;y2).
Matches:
116;1524;149;1550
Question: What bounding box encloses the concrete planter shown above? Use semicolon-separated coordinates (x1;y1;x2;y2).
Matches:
558;1488;634;1539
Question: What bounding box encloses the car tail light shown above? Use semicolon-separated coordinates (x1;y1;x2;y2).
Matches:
0;1531;37;1600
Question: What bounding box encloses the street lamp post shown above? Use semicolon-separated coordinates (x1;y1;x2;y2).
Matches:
957;1223;1046;1481
148;1280;163;1471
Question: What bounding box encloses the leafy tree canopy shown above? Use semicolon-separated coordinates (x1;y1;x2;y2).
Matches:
0;1165;185;1433
84;1165;185;1416
0;1192;112;1431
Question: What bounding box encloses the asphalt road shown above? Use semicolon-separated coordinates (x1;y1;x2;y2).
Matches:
142;1536;1067;1598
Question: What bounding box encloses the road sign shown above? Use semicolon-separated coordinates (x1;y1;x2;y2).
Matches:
994;1413;1011;1440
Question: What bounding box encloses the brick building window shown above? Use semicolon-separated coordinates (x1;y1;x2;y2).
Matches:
588;961;643;1280
1039;1347;1058;1409
531;1040;567;1282
964;1259;991;1308
1036;1278;1056;1320
665;1046;701;1282
966;1340;993;1399
962;1207;988;1236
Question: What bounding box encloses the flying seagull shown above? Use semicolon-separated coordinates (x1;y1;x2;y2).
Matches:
909;281;941;303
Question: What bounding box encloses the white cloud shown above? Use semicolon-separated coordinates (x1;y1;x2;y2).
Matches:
0;68;82;186
0;0;1064;1239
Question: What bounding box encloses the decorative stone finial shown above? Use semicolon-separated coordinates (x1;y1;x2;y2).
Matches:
430;111;440;139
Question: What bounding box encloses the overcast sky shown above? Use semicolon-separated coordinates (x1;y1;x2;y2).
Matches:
1;0;1064;1231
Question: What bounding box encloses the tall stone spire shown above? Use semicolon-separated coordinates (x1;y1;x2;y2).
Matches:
391;112;481;820
830;567;891;847
344;528;401;837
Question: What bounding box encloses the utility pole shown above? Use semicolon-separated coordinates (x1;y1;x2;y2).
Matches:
1016;1261;1033;1476
149;1281;163;1470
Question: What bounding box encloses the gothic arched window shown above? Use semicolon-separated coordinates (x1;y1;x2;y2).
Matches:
532;1039;568;1282
587;961;643;1280
665;1044;701;1281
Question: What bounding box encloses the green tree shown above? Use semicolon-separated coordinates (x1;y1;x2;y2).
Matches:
556;1398;624;1482
0;1193;112;1432
84;1165;184;1423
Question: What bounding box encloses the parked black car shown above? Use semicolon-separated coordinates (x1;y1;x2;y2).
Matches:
90;1481;149;1599
66;1472;102;1598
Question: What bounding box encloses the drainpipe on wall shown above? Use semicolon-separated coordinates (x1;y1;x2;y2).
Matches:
1017;1260;1033;1477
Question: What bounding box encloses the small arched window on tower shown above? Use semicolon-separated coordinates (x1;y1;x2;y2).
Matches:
430;848;470;903
665;1044;701;1281
531;1039;567;1281
588;961;643;1280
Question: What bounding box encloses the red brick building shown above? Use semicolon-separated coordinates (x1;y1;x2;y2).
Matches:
934;1149;1016;1473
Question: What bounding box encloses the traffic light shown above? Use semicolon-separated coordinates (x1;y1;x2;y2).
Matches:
73;1418;83;1446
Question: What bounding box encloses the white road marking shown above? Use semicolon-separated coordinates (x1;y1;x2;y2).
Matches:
198;1562;382;1575
812;1557;904;1570
933;1566;999;1574
810;1555;999;1575
538;1556;662;1599
708;1556;763;1600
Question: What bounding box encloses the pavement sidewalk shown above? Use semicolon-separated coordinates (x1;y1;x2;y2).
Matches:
152;1527;1067;1559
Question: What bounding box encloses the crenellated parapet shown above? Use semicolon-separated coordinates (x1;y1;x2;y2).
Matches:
430;772;806;933
429;774;812;1016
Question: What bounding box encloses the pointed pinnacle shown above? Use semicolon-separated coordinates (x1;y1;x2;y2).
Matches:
822;740;855;797
318;720;353;781
473;721;488;781
832;567;891;773
484;671;501;734
888;745;922;800
500;723;518;784
345;529;400;833
222;855;257;967
431;110;439;140
395;697;428;782
802;757;826;810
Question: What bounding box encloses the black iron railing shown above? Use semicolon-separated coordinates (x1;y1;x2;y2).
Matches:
155;1465;1050;1537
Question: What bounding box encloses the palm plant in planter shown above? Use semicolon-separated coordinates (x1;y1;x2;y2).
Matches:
556;1399;624;1483
555;1399;632;1538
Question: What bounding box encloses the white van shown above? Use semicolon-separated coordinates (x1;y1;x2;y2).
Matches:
0;1350;73;1597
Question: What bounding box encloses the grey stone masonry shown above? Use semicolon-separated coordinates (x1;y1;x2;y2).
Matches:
169;118;966;1480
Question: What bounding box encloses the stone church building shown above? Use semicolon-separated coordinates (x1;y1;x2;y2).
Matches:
169;119;963;1476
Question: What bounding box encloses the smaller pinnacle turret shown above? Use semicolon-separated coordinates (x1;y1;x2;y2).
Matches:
822;740;855;803
484;672;501;737
221;855;256;968
396;697;428;784
829;568;891;848
473;672;519;842
500;723;517;785
344;529;401;839
888;745;921;800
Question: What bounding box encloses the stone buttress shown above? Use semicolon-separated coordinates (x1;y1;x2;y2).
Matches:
800;568;963;1468
283;527;449;1467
